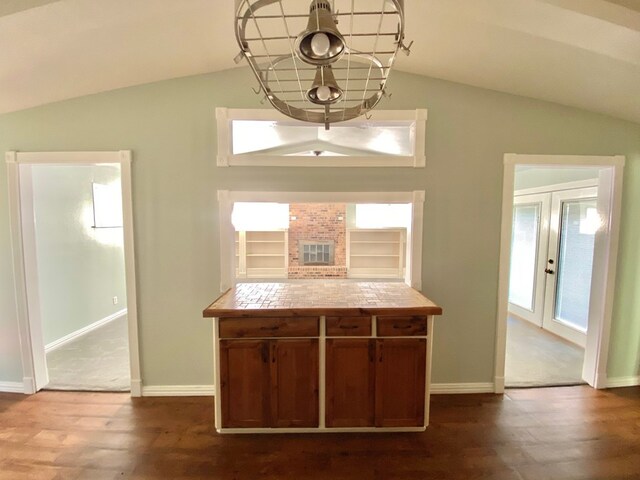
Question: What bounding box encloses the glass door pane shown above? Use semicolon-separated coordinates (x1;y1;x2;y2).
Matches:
509;204;540;311
554;199;598;332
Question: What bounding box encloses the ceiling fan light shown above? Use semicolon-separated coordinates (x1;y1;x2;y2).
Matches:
316;85;331;102
306;66;343;105
295;0;346;66
310;32;331;57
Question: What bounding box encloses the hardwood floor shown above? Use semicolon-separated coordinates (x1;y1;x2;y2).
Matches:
1;386;639;479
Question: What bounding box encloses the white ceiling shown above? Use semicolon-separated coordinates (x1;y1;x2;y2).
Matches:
1;0;639;123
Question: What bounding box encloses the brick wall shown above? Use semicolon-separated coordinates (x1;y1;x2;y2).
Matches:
288;203;347;279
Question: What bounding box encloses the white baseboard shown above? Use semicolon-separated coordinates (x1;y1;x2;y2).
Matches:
0;381;25;394
142;385;216;397
606;375;640;388
431;382;495;394
130;378;142;397
45;308;127;353
23;377;36;394
140;382;498;397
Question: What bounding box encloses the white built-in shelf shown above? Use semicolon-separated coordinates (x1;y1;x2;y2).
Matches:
235;230;288;279
347;228;406;279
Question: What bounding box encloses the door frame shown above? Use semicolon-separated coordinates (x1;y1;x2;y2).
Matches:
5;151;142;396
494;154;625;392
217;190;425;291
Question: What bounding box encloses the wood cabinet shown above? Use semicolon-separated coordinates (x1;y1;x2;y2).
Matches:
219;338;318;428
270;339;319;427
205;282;442;433
326;339;375;427
375;338;426;427
326;337;426;428
219;339;270;428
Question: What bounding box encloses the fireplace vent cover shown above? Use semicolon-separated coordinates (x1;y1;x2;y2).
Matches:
299;240;334;266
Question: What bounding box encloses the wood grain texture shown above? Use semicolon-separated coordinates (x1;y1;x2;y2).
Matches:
375;338;426;427
1;387;640;479
203;282;443;318
326;316;372;336
377;315;428;336
270;339;319;428
326;339;375;427
219;317;319;338
219;340;270;428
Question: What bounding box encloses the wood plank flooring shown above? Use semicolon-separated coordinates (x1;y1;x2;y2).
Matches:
1;386;639;479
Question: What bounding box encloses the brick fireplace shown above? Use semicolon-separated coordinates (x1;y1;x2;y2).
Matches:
288;203;347;279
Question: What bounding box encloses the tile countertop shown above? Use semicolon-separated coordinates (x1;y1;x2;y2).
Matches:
203;282;443;318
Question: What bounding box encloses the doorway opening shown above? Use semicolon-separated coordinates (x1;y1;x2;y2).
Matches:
6;151;141;396
495;155;624;392
22;164;129;391
231;202;411;282
506;167;601;387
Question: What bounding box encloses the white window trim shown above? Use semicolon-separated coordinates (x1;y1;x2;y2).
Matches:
5;151;142;396
216;108;427;168
217;190;425;292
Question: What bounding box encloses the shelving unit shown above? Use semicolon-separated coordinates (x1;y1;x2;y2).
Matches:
347;229;406;279
235;230;288;279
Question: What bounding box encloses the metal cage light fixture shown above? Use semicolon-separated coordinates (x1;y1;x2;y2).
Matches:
235;0;412;129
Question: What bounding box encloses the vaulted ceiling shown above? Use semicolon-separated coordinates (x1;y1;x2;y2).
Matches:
1;0;639;123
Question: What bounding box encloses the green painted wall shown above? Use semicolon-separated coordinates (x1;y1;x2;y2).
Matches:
0;68;638;386
29;164;127;345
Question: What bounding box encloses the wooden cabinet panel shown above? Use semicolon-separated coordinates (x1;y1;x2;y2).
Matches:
375;339;426;427
219;317;319;338
270;339;319;427
326;316;372;336
219;340;270;428
326;339;375;427
377;315;427;336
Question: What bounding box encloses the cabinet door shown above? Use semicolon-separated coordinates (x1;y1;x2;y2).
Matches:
375;338;426;427
270;339;319;427
219;340;270;428
326;339;375;427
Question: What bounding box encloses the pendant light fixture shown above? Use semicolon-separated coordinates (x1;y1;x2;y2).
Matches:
235;0;412;129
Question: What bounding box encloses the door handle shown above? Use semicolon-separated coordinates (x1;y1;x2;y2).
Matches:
544;268;555;275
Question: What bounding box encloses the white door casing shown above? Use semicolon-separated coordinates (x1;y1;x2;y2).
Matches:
5;151;142;396
495;154;625;392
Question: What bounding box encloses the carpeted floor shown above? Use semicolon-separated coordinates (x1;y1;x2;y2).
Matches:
506;315;585;388
45;315;130;392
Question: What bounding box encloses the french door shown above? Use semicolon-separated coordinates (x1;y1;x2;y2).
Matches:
508;193;550;326
509;187;598;347
542;188;598;347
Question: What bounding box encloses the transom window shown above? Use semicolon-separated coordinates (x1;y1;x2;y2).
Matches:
216;108;427;168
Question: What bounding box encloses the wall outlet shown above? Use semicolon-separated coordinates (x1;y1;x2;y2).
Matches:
112;296;118;305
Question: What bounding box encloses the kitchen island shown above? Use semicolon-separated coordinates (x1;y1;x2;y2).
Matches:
203;282;442;433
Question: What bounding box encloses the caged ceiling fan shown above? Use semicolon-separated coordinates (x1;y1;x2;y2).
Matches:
234;0;412;129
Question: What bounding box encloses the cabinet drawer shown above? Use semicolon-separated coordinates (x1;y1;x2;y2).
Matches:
219;317;319;338
376;316;428;336
326;316;371;336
